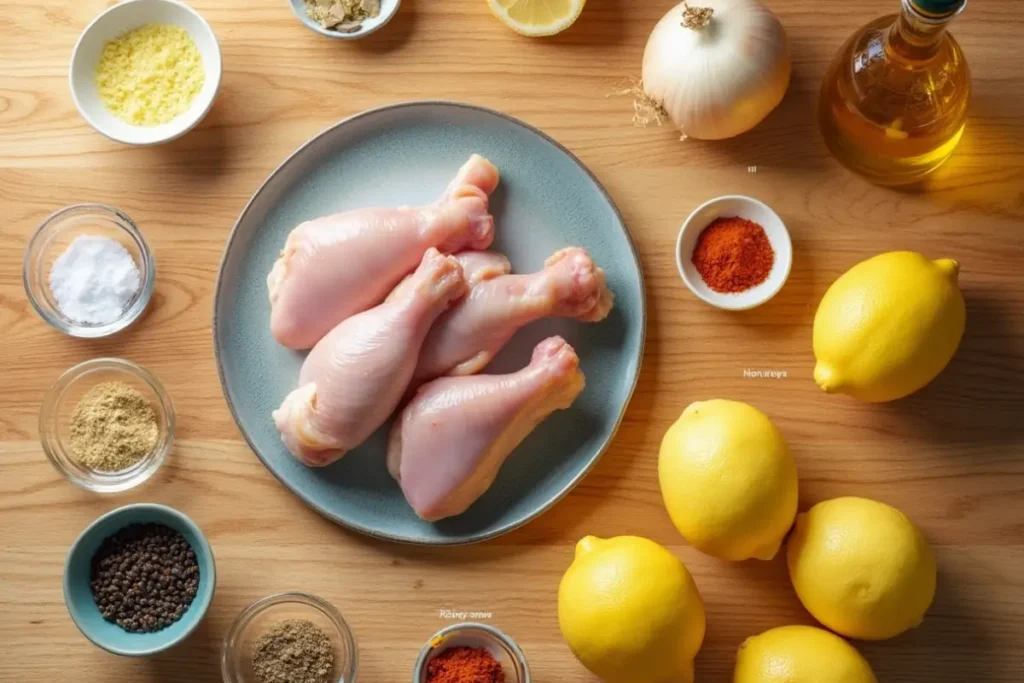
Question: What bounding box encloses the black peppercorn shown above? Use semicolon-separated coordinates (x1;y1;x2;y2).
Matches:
89;523;201;633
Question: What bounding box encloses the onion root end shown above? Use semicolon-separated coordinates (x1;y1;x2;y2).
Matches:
611;78;672;129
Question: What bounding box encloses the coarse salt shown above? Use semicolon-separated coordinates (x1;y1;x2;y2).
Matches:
49;235;142;325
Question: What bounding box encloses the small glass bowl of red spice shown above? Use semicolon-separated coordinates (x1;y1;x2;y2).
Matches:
413;622;530;683
676;195;792;310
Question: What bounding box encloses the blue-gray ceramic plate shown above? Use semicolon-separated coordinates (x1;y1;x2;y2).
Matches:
214;101;645;545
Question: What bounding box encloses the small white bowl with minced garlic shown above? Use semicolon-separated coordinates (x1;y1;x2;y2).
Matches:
70;0;222;146
289;0;402;39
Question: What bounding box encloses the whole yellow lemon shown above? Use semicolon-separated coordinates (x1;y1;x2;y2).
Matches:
659;400;798;561
734;625;878;683
558;536;705;683
786;497;936;640
813;251;965;402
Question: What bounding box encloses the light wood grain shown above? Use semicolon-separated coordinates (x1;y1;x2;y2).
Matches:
2;0;1023;681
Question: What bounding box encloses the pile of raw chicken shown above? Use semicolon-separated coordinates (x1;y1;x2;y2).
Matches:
267;155;614;521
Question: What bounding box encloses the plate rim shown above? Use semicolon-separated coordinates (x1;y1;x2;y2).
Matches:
212;100;647;545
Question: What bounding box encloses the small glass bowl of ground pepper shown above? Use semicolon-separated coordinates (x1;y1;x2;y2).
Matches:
222;591;358;683
63;503;216;656
414;623;530;683
40;357;174;493
676;195;793;311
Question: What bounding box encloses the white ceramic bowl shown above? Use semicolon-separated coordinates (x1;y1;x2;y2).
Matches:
676;195;793;310
288;0;401;39
70;0;222;146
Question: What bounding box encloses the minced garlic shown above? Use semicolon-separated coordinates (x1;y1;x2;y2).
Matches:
95;24;205;127
305;0;381;30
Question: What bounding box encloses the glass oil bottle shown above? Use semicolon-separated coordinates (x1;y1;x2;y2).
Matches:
819;0;971;186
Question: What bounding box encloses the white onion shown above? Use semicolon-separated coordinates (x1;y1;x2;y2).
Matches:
640;0;792;140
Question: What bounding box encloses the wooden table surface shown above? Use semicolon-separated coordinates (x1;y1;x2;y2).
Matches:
2;0;1022;681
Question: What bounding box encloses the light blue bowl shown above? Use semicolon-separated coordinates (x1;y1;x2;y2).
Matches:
63;503;216;657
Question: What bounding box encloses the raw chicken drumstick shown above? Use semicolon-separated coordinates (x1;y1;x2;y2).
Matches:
388;336;585;521
273;249;468;467
268;154;499;349
411;247;613;383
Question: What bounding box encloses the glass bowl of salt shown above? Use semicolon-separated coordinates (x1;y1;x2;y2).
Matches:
24;203;155;337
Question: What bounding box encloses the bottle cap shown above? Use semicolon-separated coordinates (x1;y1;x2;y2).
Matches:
911;0;966;17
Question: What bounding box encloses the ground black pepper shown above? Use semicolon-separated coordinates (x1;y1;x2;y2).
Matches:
252;619;334;683
89;523;199;633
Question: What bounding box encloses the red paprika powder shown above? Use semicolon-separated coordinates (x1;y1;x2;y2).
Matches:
425;646;505;683
691;216;774;293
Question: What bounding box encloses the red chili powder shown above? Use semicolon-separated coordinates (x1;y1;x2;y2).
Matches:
691;216;774;293
426;646;505;683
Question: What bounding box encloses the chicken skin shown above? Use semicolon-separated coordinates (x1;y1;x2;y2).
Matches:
388;336;585;521
273;249;467;467
388;250;511;302
411;247;613;382
268;155;499;349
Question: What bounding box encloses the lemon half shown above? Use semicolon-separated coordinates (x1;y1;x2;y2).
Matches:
487;0;587;36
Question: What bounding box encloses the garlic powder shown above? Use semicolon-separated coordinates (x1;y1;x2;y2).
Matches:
95;24;205;127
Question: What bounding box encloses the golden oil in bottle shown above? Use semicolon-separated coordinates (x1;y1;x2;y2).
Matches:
819;0;971;185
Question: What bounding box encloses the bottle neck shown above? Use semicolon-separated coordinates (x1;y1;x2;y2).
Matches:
888;0;961;60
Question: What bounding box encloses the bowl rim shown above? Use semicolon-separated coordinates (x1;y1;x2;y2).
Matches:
412;622;530;682
23;203;156;338
68;0;223;146
62;503;216;657
675;194;793;311
39;357;175;493
287;0;403;39
221;590;359;683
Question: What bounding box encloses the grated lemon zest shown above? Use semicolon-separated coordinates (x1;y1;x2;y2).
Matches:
95;24;205;127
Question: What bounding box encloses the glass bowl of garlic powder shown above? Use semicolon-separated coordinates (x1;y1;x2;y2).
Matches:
24;203;155;338
69;0;222;145
40;358;175;494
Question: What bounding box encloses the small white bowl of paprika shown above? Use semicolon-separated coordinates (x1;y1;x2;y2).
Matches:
676;195;792;311
70;0;222;146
